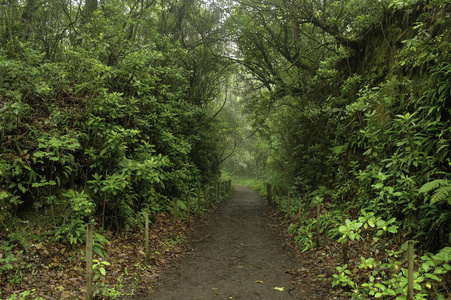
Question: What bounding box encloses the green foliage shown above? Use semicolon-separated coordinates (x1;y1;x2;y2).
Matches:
54;218;86;248
332;246;451;299
53;189;97;248
0;240;29;285
332;264;356;289
3;290;44;300
92;232;110;258
288;221;317;252
389;0;420;10
337;210;399;244
92;259;111;281
0;0;230;235
61;190;94;220
338;219;363;242
234;0;451;255
0;245;21;281
419;180;451;205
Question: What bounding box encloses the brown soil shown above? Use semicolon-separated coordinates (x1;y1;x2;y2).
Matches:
141;186;327;300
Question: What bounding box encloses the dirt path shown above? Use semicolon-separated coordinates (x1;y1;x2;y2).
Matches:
146;186;305;299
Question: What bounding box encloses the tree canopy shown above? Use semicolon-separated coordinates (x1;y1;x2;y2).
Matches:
0;0;236;231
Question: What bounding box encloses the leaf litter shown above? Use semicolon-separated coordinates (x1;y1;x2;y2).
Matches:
0;211;206;299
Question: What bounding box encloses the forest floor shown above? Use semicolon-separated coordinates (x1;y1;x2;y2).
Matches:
0;186;344;299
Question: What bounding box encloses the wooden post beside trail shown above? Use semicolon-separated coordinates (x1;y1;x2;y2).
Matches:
218;182;221;201
342;238;349;265
216;183;219;202
86;223;93;300
316;203;321;249
145;209;150;265
408;241;414;300
215;182;221;203
187;193;191;228
298;195;302;224
342;216;348;265
210;186;213;206
273;187;277;207
267;183;272;206
197;187;201;214
286;191;291;217
172;198;177;239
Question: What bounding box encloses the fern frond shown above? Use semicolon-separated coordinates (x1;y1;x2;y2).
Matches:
431;186;451;204
419;179;450;194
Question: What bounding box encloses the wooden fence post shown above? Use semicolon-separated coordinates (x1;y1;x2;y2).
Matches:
316;203;321;249
86;223;93;300
267;183;272;206
298;195;302;224
217;182;220;201
172;198;177;239
408;241;414;300
342;216;348;265
286;191;291;217
197;187;201;214
187;193;191;228
273;187;277;207
209;186;213;206
216;182;219;201
145;209;150;265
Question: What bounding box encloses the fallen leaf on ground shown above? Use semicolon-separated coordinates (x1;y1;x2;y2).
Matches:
274;287;285;291
254;280;263;283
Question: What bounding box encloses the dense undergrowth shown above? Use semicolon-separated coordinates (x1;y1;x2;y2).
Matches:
0;39;221;232
239;178;451;299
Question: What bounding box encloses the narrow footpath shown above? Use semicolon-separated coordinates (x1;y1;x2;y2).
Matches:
146;186;305;299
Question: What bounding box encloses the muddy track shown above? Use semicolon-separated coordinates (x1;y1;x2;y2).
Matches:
146;186;305;299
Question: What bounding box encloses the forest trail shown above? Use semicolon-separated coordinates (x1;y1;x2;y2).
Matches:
145;186;305;300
